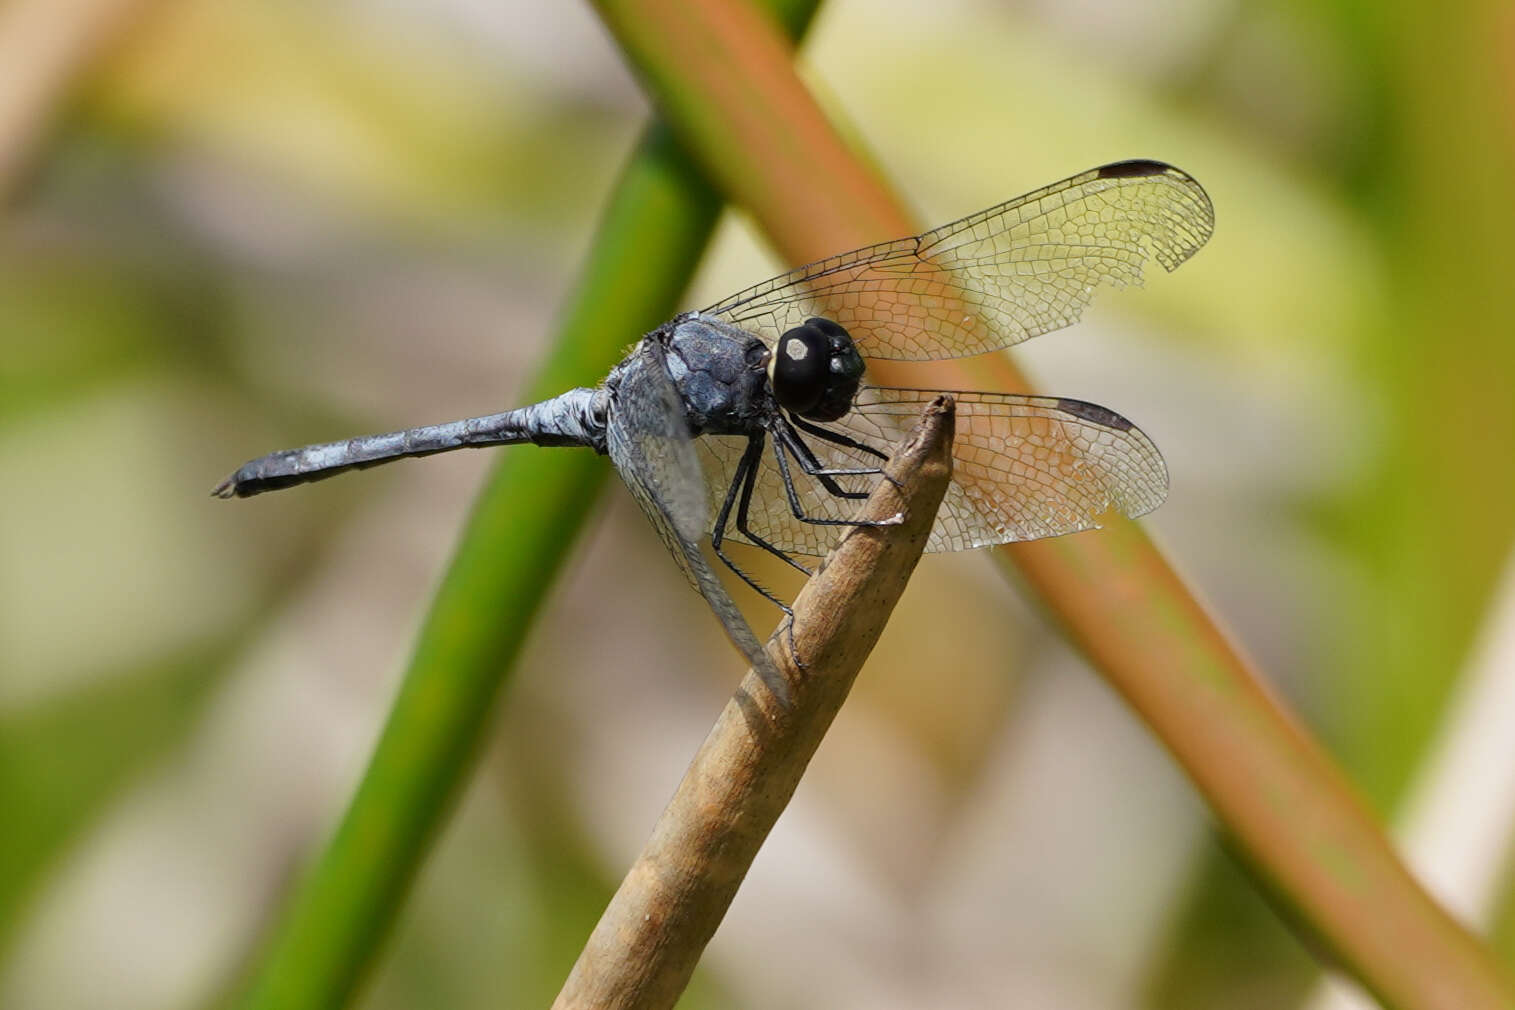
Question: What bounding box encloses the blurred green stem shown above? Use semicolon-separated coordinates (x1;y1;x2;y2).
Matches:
234;5;821;1009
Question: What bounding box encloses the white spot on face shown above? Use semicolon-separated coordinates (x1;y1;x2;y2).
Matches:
784;339;809;361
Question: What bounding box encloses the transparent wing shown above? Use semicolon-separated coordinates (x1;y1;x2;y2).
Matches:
696;387;1167;557
703;160;1212;360
605;339;782;686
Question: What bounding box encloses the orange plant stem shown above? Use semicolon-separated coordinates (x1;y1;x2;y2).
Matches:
590;0;1515;1006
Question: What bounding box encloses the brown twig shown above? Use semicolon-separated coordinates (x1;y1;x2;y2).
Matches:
551;397;955;1010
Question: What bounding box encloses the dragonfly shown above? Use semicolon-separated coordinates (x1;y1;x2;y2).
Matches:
216;159;1213;685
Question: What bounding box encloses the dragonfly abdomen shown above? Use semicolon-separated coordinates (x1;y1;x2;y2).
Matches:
212;387;608;498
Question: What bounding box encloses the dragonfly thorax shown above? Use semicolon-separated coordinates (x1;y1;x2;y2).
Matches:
660;314;777;437
769;317;865;422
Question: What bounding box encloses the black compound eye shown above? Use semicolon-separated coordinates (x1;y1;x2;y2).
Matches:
769;324;829;414
743;341;770;368
805;317;849;340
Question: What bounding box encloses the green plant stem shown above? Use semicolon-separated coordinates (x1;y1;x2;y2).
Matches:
234;5;823;1008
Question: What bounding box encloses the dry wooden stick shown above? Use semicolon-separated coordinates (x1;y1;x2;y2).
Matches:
552;396;955;1010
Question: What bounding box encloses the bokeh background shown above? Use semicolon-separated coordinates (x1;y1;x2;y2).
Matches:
4;0;1515;1007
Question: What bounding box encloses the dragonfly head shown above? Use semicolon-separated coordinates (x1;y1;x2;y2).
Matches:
769;317;865;422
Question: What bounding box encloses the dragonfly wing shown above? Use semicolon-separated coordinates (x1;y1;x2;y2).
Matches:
699;387;1167;557
605;339;781;686
702;160;1212;360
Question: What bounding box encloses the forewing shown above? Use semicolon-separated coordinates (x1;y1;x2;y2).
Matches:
605;340;779;682
703;160;1212;360
698;387;1167;557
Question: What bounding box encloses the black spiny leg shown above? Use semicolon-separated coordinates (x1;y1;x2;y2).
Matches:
790;413;889;462
770;435;904;529
787;414;903;493
772;420;872;502
711;434;806;615
732;439;813;579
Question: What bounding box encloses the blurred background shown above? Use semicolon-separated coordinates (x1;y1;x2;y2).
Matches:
3;0;1514;1007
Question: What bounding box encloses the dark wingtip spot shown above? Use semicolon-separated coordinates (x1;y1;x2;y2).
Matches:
1057;398;1134;431
1097;159;1172;180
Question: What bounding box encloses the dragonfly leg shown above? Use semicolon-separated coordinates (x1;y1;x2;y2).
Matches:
790;413;888;462
781;613;807;673
710;435;816;673
731;438;813;578
787;414;904;493
711;434;803;614
771;421;871;501
770;435;904;528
